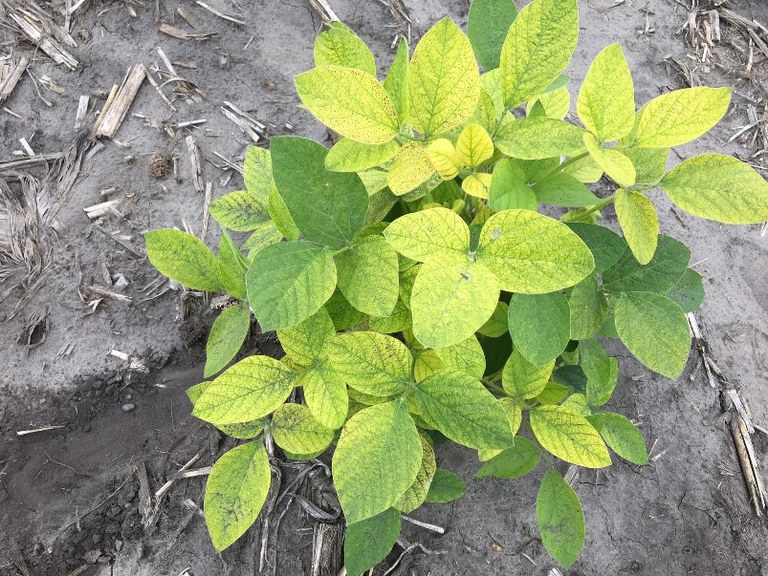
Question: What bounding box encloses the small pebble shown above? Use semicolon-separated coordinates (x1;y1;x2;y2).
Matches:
121;403;135;412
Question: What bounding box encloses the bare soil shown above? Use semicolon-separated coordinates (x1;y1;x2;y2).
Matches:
1;0;768;575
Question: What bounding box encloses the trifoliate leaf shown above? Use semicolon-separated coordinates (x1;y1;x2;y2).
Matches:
530;405;611;468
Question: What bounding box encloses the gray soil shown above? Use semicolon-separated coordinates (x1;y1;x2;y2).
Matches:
1;0;767;574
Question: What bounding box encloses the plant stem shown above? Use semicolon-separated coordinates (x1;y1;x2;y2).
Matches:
536;152;590;184
561;193;616;223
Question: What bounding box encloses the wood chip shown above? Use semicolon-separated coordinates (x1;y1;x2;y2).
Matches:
5;0;78;70
93;64;146;139
158;21;215;41
308;0;339;22
194;0;245;25
186;135;205;194
74;95;89;132
220;101;265;143
0;56;29;104
17;425;66;436
83;199;121;220
729;414;767;516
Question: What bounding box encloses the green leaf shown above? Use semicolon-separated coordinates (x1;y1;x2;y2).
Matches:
583;133;636;187
614;189;659;265
476;436;540;478
633;87;731;148
507;292;571;366
384;38;409;122
568;277;608;340
536;381;570;405
370;297;411;334
577;44;635;141
467;0;517;71
243;222;284;260
299;367;348;430
477;210;595;293
495;117;586;160
325;138;400;173
246;241;337;331
268;182;299;241
295;66;399;145
499;0;578;108
333;400;422;523
276;308;335;368
530;405;611;467
271;402;334;455
344;509;401;576
193;355;296;425
408;17;481;136
501;349;554;400
533;172;600;208
659;154;768;224
218;231;248;300
560;393;591;416
271;136;368;248
314;21;376;75
384;207;469;263
145;229;223;292
580;338;616;406
434;336;487;379
325;331;412;397
478;301;509;337
588;412;648;465
396;438;437;512
411;256;500;349
619;146;668;184
614;291;691;378
536;468;585;569
204;441;270;551
489;158;537;212
337;236;399;317
456;123;494;168
325;288;367;330
566;223;626;274
243;146;272;203
603;235;689;294
409;369;514;449
210;190;269;232
387;142;437;196
187;382;210;406
666;268;704;313
528;85;571;120
425;469;466;503
204;304;250;378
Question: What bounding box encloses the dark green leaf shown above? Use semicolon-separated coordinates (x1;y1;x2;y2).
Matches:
488;158;537;212
476;436;540;478
271;136;368;248
566;223;626;274
508;292;571;366
537;468;585;568
425;469;466;503
533;172;600;208
666;268;704;313
468;0;518;71
204;304;250;377
344;509;401;576
603;235;690;294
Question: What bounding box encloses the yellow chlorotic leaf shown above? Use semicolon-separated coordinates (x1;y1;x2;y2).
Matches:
384;207;469;263
295;65;399;145
528;86;571;120
583;133;636;188
530;405;611;468
426;138;462;180
325;139;400;172
614;189;659;265
659;154;768;224
633;87;731;148
462;173;493;199
577;44;635;141
313;21;376;75
408;18;481;136
456;123;494;168
499;0;578;108
388;142;436;195
562;154;603;183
